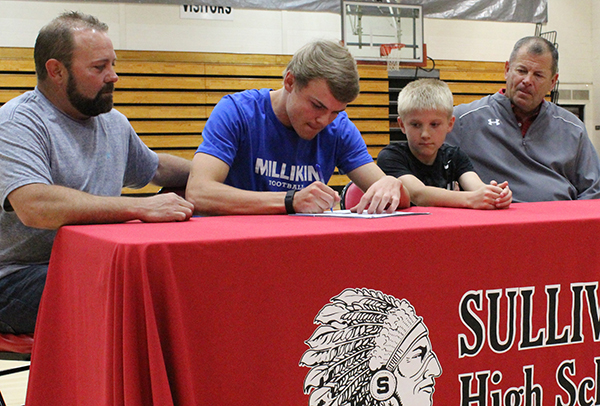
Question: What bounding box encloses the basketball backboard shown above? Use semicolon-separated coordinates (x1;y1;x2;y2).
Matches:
341;0;424;65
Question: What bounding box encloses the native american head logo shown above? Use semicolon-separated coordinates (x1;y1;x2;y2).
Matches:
300;288;442;406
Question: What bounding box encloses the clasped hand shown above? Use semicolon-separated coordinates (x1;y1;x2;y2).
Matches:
470;180;512;209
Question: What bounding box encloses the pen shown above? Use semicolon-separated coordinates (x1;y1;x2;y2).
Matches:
315;164;334;212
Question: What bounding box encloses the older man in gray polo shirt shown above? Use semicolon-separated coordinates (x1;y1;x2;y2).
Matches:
447;36;600;202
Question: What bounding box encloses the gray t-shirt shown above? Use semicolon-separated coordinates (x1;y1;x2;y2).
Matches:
0;88;159;278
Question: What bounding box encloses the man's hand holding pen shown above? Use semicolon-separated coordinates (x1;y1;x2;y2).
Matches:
292;182;340;214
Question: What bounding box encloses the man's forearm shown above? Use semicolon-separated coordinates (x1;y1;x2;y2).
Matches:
152;153;192;188
9;183;193;229
186;180;286;215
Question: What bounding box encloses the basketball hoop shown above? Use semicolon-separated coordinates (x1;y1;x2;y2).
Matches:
380;43;405;71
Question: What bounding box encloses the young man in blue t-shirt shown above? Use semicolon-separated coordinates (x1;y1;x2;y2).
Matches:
186;40;410;215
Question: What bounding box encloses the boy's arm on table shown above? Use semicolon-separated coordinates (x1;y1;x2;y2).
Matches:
401;171;510;209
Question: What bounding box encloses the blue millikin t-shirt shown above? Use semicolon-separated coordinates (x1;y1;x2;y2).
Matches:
197;88;373;191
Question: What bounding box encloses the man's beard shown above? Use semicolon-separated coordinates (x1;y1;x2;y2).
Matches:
66;73;114;117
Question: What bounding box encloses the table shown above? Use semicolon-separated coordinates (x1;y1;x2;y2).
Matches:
26;200;600;406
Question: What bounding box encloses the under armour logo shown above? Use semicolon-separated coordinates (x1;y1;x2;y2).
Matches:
488;119;501;126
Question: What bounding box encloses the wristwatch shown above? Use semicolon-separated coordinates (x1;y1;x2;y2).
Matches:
285;189;296;214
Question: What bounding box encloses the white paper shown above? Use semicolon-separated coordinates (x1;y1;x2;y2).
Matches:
290;210;429;219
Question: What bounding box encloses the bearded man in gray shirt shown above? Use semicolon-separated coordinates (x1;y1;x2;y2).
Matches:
446;36;600;202
0;12;194;334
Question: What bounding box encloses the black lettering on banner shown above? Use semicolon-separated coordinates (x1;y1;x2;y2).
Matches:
487;289;518;353
459;371;490;406
584;284;600;340
571;284;585;343
377;376;390;394
459;290;485;358
523;366;543;406
456;284;600;406
595;358;600;406
546;285;570;345
555;358;600;406
460;283;600;356
578;377;595;406
556;360;577;406
503;388;522;406
462;367;542;406
519;287;545;349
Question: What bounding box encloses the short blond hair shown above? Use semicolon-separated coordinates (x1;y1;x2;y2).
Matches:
397;79;454;120
284;40;360;104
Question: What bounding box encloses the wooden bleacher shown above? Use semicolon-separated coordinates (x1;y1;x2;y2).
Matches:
0;47;506;195
433;59;506;105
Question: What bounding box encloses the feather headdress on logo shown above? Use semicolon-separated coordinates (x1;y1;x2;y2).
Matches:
300;288;428;406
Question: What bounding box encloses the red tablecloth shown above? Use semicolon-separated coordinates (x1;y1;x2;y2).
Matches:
26;201;600;406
